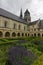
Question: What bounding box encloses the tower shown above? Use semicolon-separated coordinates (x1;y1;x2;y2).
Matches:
20;8;23;18
24;9;31;23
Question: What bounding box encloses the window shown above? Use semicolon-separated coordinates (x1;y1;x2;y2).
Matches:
31;29;33;31
24;26;25;30
14;23;16;29
4;21;7;28
38;28;40;31
18;25;21;30
34;29;36;31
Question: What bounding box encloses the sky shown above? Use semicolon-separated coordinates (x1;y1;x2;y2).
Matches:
0;0;43;21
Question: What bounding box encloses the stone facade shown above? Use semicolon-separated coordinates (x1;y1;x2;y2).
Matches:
0;8;43;38
0;16;29;38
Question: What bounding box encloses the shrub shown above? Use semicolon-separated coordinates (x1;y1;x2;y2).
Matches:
8;46;37;65
32;55;43;65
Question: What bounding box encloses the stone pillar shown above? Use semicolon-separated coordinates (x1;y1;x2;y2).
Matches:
36;33;38;37
3;31;5;38
10;32;12;38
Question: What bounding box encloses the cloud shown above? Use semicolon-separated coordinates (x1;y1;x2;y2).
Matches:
0;0;43;21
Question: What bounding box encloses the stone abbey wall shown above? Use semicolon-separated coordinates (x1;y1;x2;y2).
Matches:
0;16;43;38
0;16;29;38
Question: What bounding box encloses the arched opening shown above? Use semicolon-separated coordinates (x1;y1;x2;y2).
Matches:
34;33;36;37
22;33;24;36
5;32;10;37
0;31;3;37
38;33;40;37
17;33;20;37
42;34;43;37
25;33;27;36
12;32;16;37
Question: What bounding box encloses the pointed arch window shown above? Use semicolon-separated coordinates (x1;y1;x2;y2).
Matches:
24;26;25;31
4;21;7;28
14;23;16;29
18;24;21;30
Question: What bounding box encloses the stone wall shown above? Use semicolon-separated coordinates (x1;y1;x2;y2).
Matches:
0;16;29;38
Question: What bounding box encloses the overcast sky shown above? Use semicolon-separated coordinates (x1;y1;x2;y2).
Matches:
0;0;43;21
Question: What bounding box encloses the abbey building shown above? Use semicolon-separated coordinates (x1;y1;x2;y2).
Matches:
0;8;43;38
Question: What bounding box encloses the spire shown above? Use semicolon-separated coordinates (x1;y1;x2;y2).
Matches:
20;8;23;18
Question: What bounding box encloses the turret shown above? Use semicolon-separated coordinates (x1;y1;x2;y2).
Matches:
24;9;31;23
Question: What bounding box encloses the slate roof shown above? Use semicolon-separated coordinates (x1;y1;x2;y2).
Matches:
0;8;28;24
0;8;43;28
28;20;38;26
28;19;43;29
24;9;30;15
39;20;43;29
